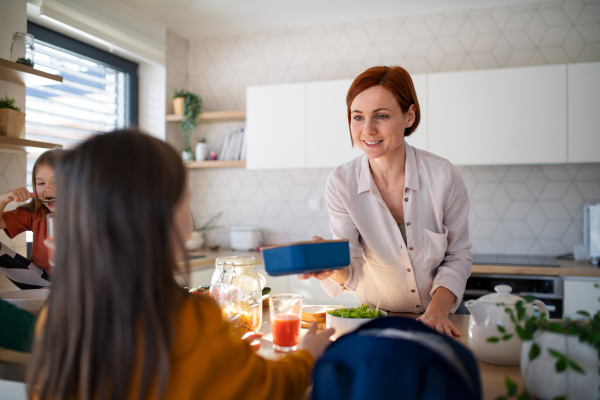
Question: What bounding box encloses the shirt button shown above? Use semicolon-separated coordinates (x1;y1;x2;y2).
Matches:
409;247;413;251
416;305;420;308
404;198;408;202
407;268;411;272
406;222;411;226
411;289;415;293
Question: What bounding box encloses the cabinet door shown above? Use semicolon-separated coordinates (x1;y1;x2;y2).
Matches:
568;62;600;163
405;73;428;151
306;79;362;168
563;277;600;319
246;83;306;169
429;65;567;165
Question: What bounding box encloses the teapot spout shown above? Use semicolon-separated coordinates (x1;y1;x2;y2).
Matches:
465;300;486;325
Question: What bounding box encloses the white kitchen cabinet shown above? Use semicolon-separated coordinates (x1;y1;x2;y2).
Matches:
429;65;567;166
246;83;306;170
404;73;428;152
563;277;600;319
568;62;600;163
306;79;362;168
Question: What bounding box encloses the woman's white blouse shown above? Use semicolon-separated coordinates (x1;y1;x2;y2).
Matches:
321;142;472;313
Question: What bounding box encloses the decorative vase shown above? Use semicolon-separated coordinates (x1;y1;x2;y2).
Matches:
173;97;184;115
0;109;26;138
195;142;208;161
181;149;194;163
521;329;600;400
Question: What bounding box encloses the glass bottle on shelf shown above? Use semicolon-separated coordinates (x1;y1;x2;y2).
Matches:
210;257;266;338
11;32;35;67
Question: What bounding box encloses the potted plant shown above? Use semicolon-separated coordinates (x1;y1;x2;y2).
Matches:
173;89;202;162
185;212;223;251
490;286;600;400
0;92;25;138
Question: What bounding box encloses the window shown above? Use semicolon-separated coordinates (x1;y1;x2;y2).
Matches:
26;22;138;148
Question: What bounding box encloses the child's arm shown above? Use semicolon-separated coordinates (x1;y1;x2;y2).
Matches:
0;187;34;229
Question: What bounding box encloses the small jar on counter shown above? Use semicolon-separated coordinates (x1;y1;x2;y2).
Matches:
11;32;35;67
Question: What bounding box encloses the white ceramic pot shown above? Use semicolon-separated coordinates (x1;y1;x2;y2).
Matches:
465;285;549;365
521;329;600;400
195;142;208;161
185;231;204;251
326;311;387;340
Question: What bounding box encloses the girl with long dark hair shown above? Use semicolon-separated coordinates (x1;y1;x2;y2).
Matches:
28;130;333;400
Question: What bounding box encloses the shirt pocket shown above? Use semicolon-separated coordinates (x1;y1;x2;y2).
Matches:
422;228;448;271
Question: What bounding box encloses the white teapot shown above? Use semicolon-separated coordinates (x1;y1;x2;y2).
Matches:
465;285;549;365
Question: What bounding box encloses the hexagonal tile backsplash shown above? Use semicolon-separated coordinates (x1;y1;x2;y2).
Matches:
177;0;600;256
191;162;600;256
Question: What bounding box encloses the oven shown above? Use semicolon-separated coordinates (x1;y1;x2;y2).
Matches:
464;274;564;318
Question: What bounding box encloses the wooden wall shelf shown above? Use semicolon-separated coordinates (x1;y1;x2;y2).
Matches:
166;110;246;124
186;160;246;169
0;136;62;151
0;58;63;87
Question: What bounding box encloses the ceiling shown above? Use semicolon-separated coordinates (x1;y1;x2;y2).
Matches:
117;0;546;40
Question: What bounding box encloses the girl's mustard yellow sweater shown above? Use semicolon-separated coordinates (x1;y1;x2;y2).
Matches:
35;295;314;400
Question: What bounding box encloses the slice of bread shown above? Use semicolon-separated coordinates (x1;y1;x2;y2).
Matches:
301;321;327;330
302;306;327;322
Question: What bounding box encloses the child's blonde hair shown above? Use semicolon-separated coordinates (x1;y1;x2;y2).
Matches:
17;148;62;213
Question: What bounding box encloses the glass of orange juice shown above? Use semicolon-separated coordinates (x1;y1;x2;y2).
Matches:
270;294;303;352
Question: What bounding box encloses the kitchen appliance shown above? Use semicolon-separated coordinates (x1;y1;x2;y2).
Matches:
260;239;350;276
466;285;549;365
465;274;563;318
584;203;600;264
230;226;262;251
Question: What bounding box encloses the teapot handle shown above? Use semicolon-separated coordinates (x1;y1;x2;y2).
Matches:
531;299;550;319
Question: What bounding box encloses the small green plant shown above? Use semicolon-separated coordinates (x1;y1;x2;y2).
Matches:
496;377;530;400
0;92;20;112
174;89;202;157
492;283;600;400
15;57;33;67
193;212;223;233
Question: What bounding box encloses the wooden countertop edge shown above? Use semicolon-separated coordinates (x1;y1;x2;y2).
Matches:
177;251;600;277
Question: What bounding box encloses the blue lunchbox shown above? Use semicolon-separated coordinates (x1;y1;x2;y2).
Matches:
260;240;350;276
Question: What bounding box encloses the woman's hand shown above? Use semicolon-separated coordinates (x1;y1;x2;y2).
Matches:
299;323;335;361
416;310;460;337
2;187;33;204
298;236;350;282
241;331;263;350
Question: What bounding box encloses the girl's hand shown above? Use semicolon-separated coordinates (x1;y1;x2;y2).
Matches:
299;323;335;361
2;187;34;203
241;331;263;351
416;310;460;337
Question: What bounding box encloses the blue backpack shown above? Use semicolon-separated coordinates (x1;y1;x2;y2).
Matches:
311;317;482;400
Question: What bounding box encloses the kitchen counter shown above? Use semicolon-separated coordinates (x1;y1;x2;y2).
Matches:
258;309;522;400
472;259;600;277
180;249;600;278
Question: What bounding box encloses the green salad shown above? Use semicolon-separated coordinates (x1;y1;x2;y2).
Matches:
327;304;383;319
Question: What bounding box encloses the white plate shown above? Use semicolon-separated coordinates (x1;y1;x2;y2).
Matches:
0;289;50;313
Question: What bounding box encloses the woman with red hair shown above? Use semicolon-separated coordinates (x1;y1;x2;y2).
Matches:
300;66;472;337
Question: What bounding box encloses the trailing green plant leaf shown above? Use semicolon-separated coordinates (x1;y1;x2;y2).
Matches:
576;310;591;320
0;92;20;111
517;393;530;400
502;334;513;341
487;337;500;343
552;396;567;400
523;295;536;303
506;377;517;396
529;342;540;361
567;359;585;374
548;323;563;333
497;323;506;334
505;307;517;324
516;325;532;340
173;89;202;153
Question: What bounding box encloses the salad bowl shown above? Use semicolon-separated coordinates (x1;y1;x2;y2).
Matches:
326;305;386;339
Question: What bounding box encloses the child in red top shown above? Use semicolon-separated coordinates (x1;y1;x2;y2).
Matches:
0;149;60;289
